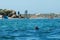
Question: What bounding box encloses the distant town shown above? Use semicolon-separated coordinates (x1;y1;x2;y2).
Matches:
0;9;60;19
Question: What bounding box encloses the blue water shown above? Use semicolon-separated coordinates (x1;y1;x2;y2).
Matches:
0;19;60;40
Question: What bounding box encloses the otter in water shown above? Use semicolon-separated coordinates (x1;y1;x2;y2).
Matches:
35;26;39;30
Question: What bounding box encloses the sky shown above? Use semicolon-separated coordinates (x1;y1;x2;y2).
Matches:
0;0;60;14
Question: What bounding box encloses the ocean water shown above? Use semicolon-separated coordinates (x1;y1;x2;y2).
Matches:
0;19;60;40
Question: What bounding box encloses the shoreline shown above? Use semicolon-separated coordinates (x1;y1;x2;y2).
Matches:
1;17;60;19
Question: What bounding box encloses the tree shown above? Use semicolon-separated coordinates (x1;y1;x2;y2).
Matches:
25;10;28;18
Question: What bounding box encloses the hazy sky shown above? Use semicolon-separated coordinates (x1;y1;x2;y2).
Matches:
0;0;60;14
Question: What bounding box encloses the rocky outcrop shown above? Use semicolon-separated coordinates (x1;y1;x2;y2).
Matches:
0;9;16;16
